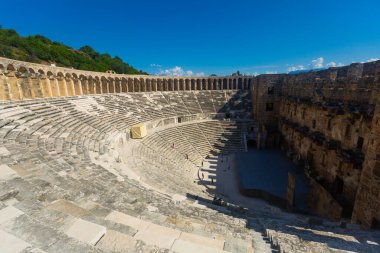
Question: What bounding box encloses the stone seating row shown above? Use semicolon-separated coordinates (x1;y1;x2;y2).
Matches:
1;93;379;253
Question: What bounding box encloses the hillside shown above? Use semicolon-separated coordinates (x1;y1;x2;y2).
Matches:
0;28;147;75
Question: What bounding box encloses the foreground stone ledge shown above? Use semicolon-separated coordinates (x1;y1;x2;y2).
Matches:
64;218;106;245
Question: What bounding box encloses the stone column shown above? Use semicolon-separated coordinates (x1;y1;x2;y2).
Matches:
109;78;115;93
0;74;11;100
46;77;53;97
81;79;88;95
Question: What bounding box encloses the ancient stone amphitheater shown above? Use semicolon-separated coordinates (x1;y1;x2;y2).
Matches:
0;57;380;253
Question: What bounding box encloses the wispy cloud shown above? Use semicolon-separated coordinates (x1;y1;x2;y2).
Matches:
150;63;162;68
156;66;204;77
287;65;305;72
326;61;344;68
239;65;279;71
287;57;345;73
366;58;379;63
311;57;324;69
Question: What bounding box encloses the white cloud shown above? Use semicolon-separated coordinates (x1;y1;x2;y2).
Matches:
243;72;259;76
311;57;324;69
326;61;337;67
157;66;204;77
287;65;305;72
366;58;379;63
150;63;162;68
265;71;278;74
326;62;344;68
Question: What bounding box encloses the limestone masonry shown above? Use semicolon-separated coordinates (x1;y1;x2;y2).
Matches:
1;57;380;253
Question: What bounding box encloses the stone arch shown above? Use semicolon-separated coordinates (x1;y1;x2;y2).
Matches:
145;79;152;92
121;77;128;92
134;78;140;92
174;79;179;91
191;79;196;90
163;79;168;91
17;66;28;75
65;73;75;96
185;79;190;90
4;64;22;100
197;79;202;90
71;73;81;96
108;77;115;93
248;79;252;90
223;78;228;89
217;79;222;90
208;79;214;90
151;78;157;91
128;78;134;92
88;76;96;94
114;77;121;93
140;78;146;92
38;70;50;97
56;72;67;97
168;79;173;91
101;76;109;94
0;63;4;72
28;68;36;74
6;64;16;73
243;78;247;89
157;78;163;91
238;78;243;89
201;79;206;90
46;71;59;97
179;79;185;91
95;76;101;94
80;75;89;95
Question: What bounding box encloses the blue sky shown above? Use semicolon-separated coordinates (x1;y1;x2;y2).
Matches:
1;0;380;76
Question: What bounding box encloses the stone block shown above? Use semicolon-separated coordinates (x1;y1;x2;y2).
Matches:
65;218;106;245
105;211;150;230
0;147;10;156
134;229;176;249
171;239;229;253
0;206;24;224
96;230;137;252
145;223;181;238
179;232;225;250
0;229;31;253
0;164;19;181
47;199;88;217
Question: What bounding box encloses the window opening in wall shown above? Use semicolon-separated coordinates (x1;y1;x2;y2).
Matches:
327;118;332;130
266;103;274;111
312;120;316;129
302;109;305;120
332;176;344;196
267;86;274;94
345;124;351;138
356;136;364;150
372;218;380;230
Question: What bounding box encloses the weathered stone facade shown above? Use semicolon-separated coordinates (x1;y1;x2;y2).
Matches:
251;60;380;227
0;57;251;101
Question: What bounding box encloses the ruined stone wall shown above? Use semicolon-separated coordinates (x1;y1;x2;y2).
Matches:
272;61;380;223
352;76;380;229
0;57;252;101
